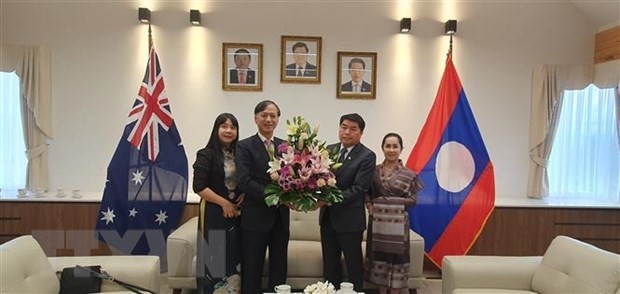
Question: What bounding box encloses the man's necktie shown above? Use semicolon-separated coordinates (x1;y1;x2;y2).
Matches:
264;139;275;159
239;72;246;84
338;148;347;163
297;67;303;77
353;84;360;92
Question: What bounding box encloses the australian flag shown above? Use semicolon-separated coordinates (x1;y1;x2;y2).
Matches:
95;47;188;255
406;52;495;267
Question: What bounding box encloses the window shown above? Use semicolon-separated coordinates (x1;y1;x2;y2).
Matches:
0;72;27;189
548;84;619;203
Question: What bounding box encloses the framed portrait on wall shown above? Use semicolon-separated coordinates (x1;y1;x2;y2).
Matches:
337;51;377;99
280;35;322;84
222;43;263;91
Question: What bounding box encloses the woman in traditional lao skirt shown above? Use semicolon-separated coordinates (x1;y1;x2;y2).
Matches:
192;113;244;293
364;133;424;294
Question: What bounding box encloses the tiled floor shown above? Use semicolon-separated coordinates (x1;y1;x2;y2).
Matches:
158;274;442;294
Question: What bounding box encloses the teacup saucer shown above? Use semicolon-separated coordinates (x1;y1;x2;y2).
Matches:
35;193;46;198
71;194;83;199
56;193;67;198
17;194;28;198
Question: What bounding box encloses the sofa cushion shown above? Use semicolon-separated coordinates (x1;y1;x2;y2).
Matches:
290;210;321;241
0;235;60;293
531;235;620;294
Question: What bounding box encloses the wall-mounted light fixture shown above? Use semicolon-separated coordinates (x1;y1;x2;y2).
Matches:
400;18;412;33
190;9;201;25
445;19;457;35
138;7;151;24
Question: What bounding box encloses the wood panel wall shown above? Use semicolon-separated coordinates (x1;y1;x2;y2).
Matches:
594;26;620;63
470;207;620;255
1;202;618;260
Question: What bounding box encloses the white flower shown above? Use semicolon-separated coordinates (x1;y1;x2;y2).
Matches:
304;281;335;294
313;123;320;135
327;178;337;187
316;178;326;188
267;159;281;174
270;172;280;181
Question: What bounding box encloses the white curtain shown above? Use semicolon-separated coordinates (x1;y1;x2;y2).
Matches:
0;72;28;189
548;85;619;203
0;45;52;189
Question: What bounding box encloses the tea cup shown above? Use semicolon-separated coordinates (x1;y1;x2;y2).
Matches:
340;282;354;293
34;188;45;198
274;284;291;293
56;188;67;198
17;188;27;197
71;189;82;199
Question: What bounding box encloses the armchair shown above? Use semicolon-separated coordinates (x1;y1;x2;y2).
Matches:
0;235;160;293
442;235;620;294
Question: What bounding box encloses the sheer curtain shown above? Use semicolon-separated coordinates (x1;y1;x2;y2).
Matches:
0;72;27;189
548;85;619;203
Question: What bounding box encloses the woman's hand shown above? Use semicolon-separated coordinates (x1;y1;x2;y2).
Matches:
221;201;239;218
366;203;374;216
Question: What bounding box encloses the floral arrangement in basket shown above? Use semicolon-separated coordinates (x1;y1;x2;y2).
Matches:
303;280;336;294
264;116;343;212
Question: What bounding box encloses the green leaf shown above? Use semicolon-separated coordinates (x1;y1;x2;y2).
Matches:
265;194;280;207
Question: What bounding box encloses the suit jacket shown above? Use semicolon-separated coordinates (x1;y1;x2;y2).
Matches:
320;143;376;233
285;62;317;77
340;80;371;93
229;69;256;84
236;134;290;233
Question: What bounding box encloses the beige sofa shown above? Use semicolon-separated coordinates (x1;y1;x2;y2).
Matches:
167;210;425;293
0;235;160;293
442;235;620;294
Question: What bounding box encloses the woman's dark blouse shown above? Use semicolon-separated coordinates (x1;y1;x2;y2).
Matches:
192;147;235;201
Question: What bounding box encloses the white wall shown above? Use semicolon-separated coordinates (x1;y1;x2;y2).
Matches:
1;0;595;201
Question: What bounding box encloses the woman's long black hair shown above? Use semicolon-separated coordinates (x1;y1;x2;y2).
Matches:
205;113;239;153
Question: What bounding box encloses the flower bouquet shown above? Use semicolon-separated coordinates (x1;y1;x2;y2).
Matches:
303;281;336;294
264;116;343;212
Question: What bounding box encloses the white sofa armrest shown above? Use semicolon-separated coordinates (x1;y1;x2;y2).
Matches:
442;255;542;294
48;255;160;293
408;230;424;278
167;216;198;278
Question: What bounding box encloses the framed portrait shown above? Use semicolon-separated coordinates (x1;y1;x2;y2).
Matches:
280;35;322;84
337;52;377;99
222;43;263;91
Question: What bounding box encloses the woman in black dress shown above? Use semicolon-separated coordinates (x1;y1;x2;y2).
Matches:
193;113;244;293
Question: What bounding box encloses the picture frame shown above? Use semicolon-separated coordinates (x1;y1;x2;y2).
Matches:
222;43;263;91
280;35;322;84
336;51;377;99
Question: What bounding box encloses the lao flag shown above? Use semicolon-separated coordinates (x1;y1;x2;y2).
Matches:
95;47;188;255
406;53;495;267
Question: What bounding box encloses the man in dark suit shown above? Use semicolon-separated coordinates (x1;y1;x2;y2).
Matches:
229;48;256;85
285;42;317;77
340;58;371;93
236;100;289;294
317;113;376;292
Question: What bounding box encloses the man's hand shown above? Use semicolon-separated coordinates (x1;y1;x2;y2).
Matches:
235;193;245;206
312;200;328;210
284;202;300;211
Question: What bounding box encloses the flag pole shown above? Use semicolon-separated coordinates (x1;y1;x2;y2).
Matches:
148;23;153;52
448;34;453;60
